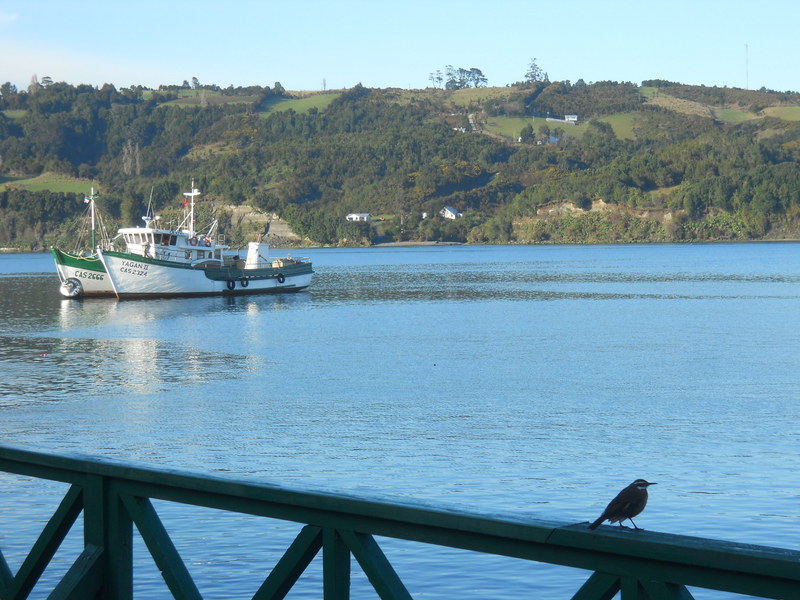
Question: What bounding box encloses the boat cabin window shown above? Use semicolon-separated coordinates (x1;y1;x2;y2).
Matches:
155;233;175;246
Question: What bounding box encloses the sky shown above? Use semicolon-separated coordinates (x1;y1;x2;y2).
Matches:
1;0;798;93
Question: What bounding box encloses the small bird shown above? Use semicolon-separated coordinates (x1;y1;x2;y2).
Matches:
588;479;656;530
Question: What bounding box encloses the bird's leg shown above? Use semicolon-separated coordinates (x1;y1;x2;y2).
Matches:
629;518;640;529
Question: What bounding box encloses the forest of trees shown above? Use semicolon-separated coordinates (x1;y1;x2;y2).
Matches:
1;75;800;249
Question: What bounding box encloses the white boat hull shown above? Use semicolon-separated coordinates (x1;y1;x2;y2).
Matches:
98;250;313;299
51;249;115;298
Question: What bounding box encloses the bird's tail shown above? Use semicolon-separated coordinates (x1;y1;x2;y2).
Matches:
588;517;604;530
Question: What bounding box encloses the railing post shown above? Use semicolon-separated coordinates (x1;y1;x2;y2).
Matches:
323;528;350;600
619;577;642;599
82;474;133;599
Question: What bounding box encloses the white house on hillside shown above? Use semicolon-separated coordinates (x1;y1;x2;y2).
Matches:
546;114;578;126
345;213;371;222
440;207;463;220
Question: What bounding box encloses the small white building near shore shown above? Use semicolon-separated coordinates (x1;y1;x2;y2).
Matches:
440;207;463;220
345;213;372;222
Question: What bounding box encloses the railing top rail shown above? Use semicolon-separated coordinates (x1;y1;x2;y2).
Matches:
2;444;799;589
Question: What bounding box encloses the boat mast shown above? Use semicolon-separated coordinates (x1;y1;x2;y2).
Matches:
87;187;97;250
183;180;200;238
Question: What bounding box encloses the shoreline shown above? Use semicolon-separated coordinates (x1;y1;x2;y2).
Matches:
370;241;462;247
5;238;800;254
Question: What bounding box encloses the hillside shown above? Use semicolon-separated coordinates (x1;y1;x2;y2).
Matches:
1;79;800;249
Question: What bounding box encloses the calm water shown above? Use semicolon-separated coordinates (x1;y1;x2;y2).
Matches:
1;244;799;599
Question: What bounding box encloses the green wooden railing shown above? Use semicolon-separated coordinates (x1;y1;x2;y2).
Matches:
1;445;798;599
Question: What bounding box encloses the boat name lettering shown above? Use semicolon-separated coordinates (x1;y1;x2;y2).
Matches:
74;270;105;281
120;261;149;277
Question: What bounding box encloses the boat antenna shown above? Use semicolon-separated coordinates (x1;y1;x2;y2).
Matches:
142;186;156;228
183;180;200;237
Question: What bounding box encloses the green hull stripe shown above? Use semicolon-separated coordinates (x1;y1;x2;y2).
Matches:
101;250;313;281
51;248;106;273
204;262;314;281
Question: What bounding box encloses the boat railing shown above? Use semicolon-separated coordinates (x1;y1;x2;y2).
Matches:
1;445;798;599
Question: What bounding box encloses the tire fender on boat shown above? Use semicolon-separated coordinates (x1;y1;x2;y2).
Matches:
226;279;235;291
276;273;285;284
240;278;249;288
59;277;84;298
189;237;198;246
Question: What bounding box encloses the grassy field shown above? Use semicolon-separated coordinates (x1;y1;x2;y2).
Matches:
137;89;262;106
712;107;760;123
763;106;800;121
448;86;521;108
137;89;343;113
599;113;638;139
483;115;591;141
484;112;639;142
482;115;534;139
638;87;658;98
172;94;261;106
0;173;95;194
259;92;342;115
2;110;26;121
641;87;782;123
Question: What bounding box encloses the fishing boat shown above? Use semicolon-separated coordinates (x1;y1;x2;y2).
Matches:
97;183;313;300
51;188;116;298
